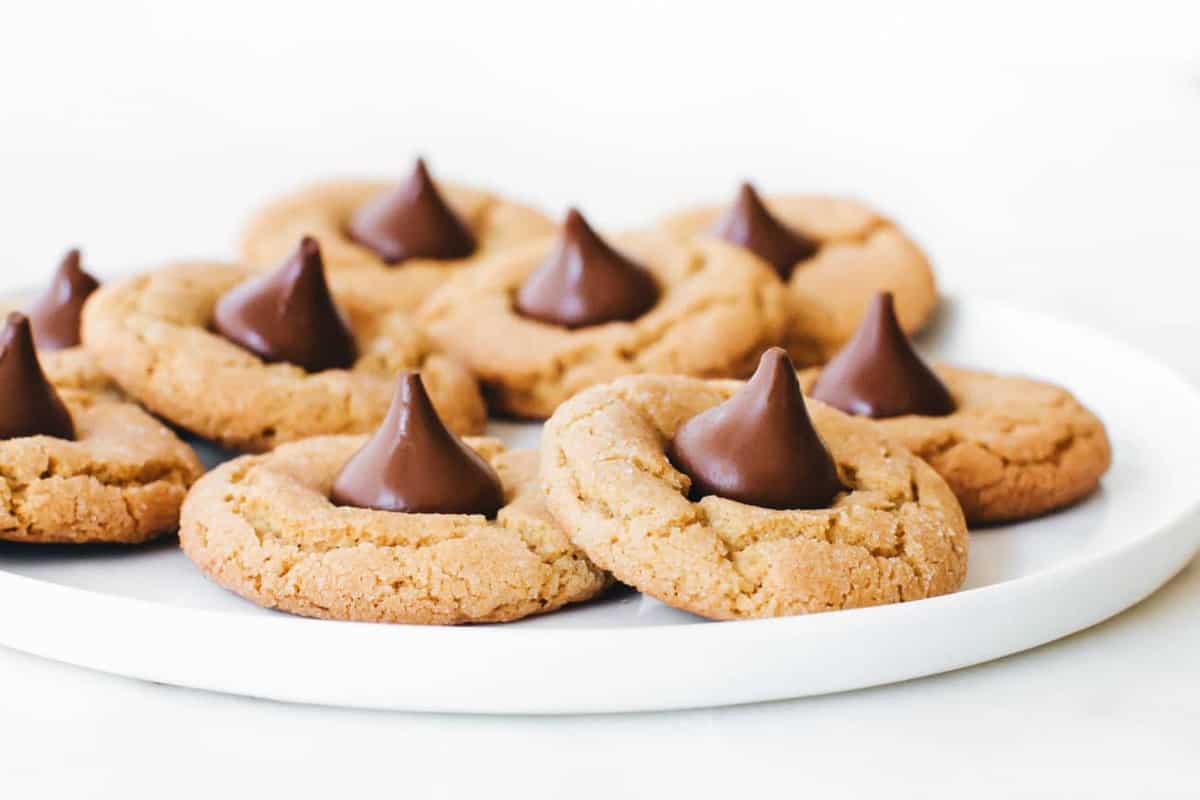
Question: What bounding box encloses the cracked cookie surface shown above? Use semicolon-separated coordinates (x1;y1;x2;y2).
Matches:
417;231;790;418
81;262;486;452
240;179;555;312
540;375;968;620
180;437;608;624
800;365;1112;523
658;195;938;364
1;389;203;544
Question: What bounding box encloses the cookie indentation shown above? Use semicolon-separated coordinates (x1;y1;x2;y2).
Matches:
515;209;660;329
659;194;939;363
418;229;790;419
240;177;555;313
802;364;1112;523
0;390;203;544
180;438;607;624
81;262;486;452
541;374;968;620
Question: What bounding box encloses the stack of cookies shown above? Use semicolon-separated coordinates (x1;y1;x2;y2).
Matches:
2;160;1112;624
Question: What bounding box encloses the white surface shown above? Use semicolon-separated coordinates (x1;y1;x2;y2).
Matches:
3;0;1200;795
2;299;1198;714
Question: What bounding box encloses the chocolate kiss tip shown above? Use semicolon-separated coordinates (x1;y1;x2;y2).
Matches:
2;313;33;357
669;347;843;510
347;157;476;264
563;207;586;229
711;182;818;278
739;181;768;206
810;291;955;419
285;237;329;295
330;372;505;516
212;237;358;373
26;248;101;351
514;209;659;329
0;313;75;441
758;345;799;388
297;235;321;258
287;237;329;289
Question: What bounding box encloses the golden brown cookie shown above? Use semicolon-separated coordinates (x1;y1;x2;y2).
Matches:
180;437;608;624
36;347;115;394
1;388;203;544
540;374;968;620
417;230;790;418
658;194;938;363
81;262;486;452
241;178;555;313
800;364;1112;524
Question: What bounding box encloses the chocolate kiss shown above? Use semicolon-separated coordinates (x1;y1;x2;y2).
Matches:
26;249;101;350
710;182;819;278
670;347;843;510
331;373;505;516
213;236;358;372
348;159;477;264
811;292;955;418
0;313;75;441
514;208;660;329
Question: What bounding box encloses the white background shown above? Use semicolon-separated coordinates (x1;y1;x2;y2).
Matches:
2;1;1199;796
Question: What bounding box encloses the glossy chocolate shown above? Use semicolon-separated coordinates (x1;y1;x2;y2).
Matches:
710;182;818;278
669;347;843;510
0;313;75;441
331;372;505;516
26;249;101;350
810;292;955;419
514;209;659;329
348;159;477;263
213;236;358;372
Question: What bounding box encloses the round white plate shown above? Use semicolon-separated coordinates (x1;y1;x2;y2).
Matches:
1;297;1198;714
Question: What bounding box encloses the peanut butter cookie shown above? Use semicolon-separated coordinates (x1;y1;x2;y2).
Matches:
540;366;968;620
418;214;789;418
801;292;1111;523
658;185;938;364
180;437;607;624
802;365;1112;524
241;161;554;313
82;258;486;452
0;314;202;544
